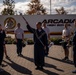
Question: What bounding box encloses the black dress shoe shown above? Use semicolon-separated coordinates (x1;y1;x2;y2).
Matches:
40;66;44;70
62;57;69;61
20;54;23;56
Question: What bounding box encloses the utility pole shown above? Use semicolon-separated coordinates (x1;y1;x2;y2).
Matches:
50;0;51;14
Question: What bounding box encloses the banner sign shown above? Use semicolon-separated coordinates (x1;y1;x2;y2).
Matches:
0;15;76;37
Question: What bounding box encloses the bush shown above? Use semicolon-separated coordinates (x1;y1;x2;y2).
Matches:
5;37;13;44
50;38;62;45
5;37;62;45
12;39;16;44
27;40;34;45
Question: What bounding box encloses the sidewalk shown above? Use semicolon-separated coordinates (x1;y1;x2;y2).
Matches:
1;45;75;75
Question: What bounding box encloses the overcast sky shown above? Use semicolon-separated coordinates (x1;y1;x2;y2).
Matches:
0;0;76;14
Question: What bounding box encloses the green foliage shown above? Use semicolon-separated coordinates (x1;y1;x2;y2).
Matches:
1;8;15;15
1;0;15;15
55;7;67;14
5;37;34;45
27;40;34;45
50;38;62;45
5;37;13;44
5;37;62;45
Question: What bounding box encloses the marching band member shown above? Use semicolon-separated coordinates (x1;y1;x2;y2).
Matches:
62;23;71;61
14;23;24;56
42;22;50;56
26;22;48;70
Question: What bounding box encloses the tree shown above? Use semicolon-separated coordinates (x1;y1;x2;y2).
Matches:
55;7;67;14
26;0;47;15
1;0;15;15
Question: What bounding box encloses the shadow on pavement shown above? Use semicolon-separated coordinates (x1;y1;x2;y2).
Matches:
45;63;64;72
21;55;64;72
3;57;32;75
47;56;73;65
0;69;11;75
40;69;59;75
20;55;34;62
20;55;59;75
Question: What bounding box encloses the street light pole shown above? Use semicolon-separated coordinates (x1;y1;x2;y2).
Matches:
50;0;51;14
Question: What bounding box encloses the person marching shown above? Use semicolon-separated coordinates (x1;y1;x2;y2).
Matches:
0;24;6;72
62;23;71;61
14;23;24;56
42;22;50;56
